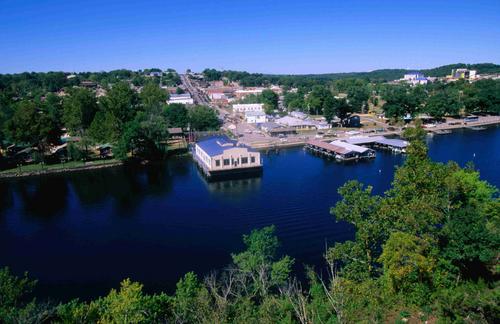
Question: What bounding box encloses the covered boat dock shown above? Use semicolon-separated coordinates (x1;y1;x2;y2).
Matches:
306;140;375;161
344;136;408;153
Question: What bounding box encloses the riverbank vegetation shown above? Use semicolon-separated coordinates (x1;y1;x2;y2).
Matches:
0;71;220;173
1;126;498;323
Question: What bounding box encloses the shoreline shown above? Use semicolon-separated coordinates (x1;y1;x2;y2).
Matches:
1;119;498;179
0;160;124;180
246;117;500;150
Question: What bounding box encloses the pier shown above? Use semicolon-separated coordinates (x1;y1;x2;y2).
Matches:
343;136;408;153
305;140;375;161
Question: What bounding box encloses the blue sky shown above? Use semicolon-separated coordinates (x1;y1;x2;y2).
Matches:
1;0;499;74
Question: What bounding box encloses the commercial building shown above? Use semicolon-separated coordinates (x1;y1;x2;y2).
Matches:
450;68;477;80
193;136;262;178
234;88;265;99
168;93;194;105
232;103;264;113
245;111;267;124
275;116;317;131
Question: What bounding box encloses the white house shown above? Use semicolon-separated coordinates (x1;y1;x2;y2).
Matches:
245;111;267;124
168;93;194;105
232;103;264;113
194;136;262;177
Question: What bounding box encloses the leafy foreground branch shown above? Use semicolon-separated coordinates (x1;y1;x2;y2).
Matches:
1;129;499;323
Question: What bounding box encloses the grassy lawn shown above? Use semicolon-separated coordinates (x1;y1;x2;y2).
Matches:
0;159;121;175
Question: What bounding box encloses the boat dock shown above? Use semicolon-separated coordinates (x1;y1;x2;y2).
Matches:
344;136;408;153
305;140;375;161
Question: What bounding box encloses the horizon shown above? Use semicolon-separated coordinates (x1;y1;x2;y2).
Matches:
1;0;500;74
1;61;498;76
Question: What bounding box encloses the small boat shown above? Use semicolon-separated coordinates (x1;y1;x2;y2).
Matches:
466;126;487;131
433;129;452;135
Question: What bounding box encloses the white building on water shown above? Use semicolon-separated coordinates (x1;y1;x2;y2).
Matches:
193;136;262;178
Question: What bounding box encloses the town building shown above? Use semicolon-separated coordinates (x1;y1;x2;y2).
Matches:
232;103;264;113
245;111;267;124
450;68;477;80
401;72;428;85
148;71;162;77
234;88;265;99
275;116;317;131
193;136;262;178
168;93;194;105
290;111;308;119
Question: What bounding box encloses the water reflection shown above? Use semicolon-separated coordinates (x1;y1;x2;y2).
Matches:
204;176;262;197
0;158;192;220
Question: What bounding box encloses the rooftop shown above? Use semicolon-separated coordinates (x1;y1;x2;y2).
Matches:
276;116;315;127
330;140;371;153
308;140;351;155
170;93;192;98
196;136;255;157
245;111;266;116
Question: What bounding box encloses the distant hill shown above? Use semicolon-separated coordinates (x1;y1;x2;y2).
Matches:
265;63;500;82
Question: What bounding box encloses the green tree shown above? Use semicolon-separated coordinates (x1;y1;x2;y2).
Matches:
328;181;383;280
382;85;426;120
379;232;436;296
140;82;168;110
188;106;220;131
261;89;279;112
284;91;305;111
172;272;210;323
332;97;353;123
99;81;137;126
6;100;60;152
232;226;294;298
0;267;37;322
425;90;460;119
62;88;98;134
95;279;147;324
306;86;332;115
165;103;189;128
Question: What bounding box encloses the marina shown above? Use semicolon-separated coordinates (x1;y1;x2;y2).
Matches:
305;139;376;161
341;136;408;153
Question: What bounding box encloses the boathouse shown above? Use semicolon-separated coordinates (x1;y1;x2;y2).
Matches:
193;136;262;178
344;136;408;153
306;140;374;161
330;140;376;159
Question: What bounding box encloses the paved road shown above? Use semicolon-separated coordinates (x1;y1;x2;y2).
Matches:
179;74;210;105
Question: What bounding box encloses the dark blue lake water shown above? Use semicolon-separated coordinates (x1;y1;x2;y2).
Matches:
1;127;499;301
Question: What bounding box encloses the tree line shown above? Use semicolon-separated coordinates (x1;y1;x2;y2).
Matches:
282;78;500;122
1;125;498;323
202;63;500;87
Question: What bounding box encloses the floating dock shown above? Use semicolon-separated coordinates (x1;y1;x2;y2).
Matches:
306;140;375;161
344;136;408;153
